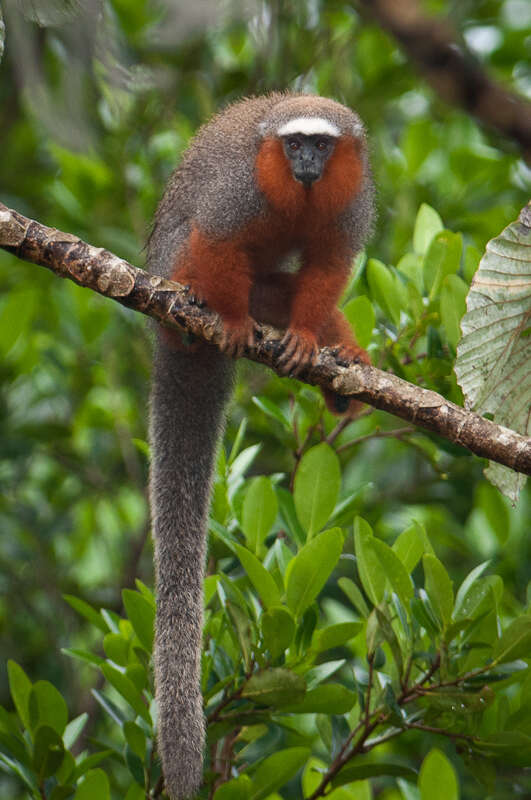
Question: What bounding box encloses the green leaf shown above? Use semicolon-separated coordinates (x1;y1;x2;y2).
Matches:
453;561;491;619
423;554;454;626
229;443;262;482
474;731;531;766
305;659;345;689
281;683;356;714
333;762;417;788
343;295;375;349
228;417;248;464
338;577;369;617
419;748;458;800
122;589;155;652
204;575;219;607
312;622;363;652
367;259;401;325
214;774;253;800
234;544;281;609
124;784;145;800
63;713;88;749
63;595;108;632
397;251;423;284
411;594;439;637
375;606;404;676
125;745;144;784
440;273;467;348
252;396;290;429
413;203;444;256
370;537;413;609
242;668;306;707
32;725;65;780
29;681;68;735
101;664;151;723
241;476;278;553
226;601;253;671
261;607;295;659
0;751;38;791
276;487;306;546
354;517;385;606
392;522;429;573
123;721;146;760
424;231;462;300
493;616;531;664
103;633;130;666
329;485;368;528
61;648;104;667
73;768;111;800
71;749;114;781
293;443;341;537
7;660;32;731
286;528;343;618
250;747;311;800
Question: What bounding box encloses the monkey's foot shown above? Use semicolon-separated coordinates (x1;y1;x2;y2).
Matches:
278;329;319;375
219;319;257;358
332;344;370;367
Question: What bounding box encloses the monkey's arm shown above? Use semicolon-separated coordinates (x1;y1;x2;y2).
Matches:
278;242;353;374
172;226;256;357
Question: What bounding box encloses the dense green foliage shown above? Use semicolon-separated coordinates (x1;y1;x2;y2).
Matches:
0;1;530;798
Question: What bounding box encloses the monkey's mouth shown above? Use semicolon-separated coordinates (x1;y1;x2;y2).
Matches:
293;169;321;187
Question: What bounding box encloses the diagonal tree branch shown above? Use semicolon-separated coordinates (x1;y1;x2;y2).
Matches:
355;0;531;162
1;200;530;476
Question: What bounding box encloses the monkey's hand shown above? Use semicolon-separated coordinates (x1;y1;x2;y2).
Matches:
219;318;257;358
278;328;319;376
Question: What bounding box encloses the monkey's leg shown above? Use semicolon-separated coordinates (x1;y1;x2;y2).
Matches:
172;226;256;357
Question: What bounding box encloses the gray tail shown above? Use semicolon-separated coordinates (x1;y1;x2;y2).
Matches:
149;338;233;799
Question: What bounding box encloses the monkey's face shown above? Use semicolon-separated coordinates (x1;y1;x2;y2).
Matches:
281;134;336;187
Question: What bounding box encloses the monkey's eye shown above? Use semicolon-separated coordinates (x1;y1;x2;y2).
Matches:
288;139;301;151
316;139;329;152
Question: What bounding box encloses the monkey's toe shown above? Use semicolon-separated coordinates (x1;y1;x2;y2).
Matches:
334;344;370;367
219;320;256;358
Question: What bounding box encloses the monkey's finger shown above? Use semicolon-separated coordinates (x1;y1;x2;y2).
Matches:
278;333;298;363
282;341;319;375
283;348;316;375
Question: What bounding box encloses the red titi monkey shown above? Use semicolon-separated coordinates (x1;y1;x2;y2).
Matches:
148;93;374;799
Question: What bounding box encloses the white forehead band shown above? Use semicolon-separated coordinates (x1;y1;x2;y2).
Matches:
276;117;341;137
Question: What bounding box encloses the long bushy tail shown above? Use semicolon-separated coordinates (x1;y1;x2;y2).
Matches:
150;337;233;799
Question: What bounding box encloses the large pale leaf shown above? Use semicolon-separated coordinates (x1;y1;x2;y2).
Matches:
455;203;531;502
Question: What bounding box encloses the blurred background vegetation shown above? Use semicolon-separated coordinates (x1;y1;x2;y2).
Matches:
0;0;530;797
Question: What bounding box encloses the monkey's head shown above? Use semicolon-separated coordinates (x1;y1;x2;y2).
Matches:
256;94;369;216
